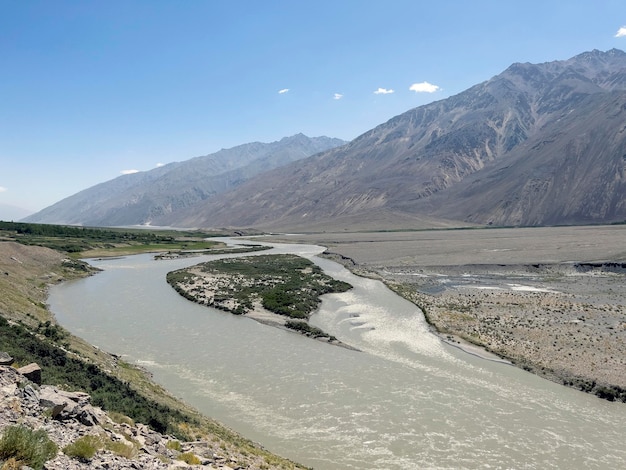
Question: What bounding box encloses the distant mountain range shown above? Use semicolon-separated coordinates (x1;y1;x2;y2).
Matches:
23;134;346;226
26;49;626;230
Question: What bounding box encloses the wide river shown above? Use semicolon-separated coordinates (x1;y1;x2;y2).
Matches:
49;239;626;469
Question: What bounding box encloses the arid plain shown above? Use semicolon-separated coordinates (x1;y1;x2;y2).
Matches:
266;225;626;400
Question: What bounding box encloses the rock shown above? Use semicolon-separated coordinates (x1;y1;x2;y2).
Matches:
17;362;42;384
19;384;40;414
39;386;93;422
76;405;100;426
0;352;14;366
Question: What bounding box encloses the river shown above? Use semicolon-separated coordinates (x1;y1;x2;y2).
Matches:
48;239;626;469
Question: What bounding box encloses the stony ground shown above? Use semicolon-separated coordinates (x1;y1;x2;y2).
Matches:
0;365;282;469
267;225;626;400
383;262;626;397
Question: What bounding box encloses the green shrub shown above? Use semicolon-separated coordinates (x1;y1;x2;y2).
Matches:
105;440;137;459
0;425;58;470
284;320;329;338
108;411;135;427
178;452;201;465
166;440;182;451
62;434;103;462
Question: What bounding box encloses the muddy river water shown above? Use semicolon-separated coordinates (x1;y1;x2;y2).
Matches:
49;239;626;469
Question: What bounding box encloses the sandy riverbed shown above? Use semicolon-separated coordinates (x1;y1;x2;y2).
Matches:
263;225;626;400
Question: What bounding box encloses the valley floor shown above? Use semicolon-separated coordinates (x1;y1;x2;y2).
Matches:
267;225;626;401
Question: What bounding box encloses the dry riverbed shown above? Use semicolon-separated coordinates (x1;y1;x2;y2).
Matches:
266;225;626;401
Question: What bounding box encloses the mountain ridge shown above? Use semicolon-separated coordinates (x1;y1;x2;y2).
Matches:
159;48;626;230
23;134;346;226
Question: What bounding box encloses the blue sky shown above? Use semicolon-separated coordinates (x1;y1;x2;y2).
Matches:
2;0;626;217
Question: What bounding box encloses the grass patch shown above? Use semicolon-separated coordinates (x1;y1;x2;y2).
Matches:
62;434;102;462
0;425;58;470
0;221;226;258
178;452;201;465
63;434;138;462
285;320;336;340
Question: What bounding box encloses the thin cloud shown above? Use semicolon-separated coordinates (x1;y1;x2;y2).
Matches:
409;81;440;93
278;88;289;94
333;93;344;100
374;88;394;95
120;169;139;175
616;26;626;37
0;186;7;193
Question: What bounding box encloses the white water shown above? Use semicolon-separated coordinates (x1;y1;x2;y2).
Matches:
49;239;626;469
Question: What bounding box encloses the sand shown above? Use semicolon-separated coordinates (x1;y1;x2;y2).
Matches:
263;225;626;400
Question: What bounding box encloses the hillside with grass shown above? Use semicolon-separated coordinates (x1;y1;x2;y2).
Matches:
0;222;308;469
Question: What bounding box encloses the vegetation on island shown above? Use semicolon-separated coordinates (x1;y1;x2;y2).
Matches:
167;254;352;339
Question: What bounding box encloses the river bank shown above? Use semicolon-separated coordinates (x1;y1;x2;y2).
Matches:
0;241;309;469
45;235;626;469
383;262;626;401
266;226;626;402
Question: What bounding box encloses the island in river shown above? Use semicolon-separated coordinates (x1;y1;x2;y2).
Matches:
166;253;354;347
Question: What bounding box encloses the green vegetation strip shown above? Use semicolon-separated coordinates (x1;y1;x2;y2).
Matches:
0;316;192;438
167;254;351;336
0;221;226;257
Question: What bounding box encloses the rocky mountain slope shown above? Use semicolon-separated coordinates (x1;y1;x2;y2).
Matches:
23;134;345;227
159;49;626;230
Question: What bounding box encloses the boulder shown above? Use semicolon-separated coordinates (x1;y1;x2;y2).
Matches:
39;386;93;422
75;405;101;426
0;352;14;366
17;362;42;384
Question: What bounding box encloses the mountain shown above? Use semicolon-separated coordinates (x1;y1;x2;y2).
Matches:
159;49;626;230
23;134;346;226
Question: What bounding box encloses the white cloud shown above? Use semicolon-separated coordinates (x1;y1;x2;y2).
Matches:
0;186;7;193
616;26;626;37
374;87;394;95
278;88;289;94
409;81;441;93
120;169;139;175
156;163;165;168
333;93;344;100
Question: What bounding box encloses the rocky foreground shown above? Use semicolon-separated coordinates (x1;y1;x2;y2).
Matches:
0;362;276;469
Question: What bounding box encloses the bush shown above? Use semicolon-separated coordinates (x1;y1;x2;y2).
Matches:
166;440;182;451
105;440;137;459
0;425;58;470
62;434;103;462
284;320;329;338
178;452;201;465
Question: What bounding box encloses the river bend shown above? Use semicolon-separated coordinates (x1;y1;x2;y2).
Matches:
49;239;626;469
